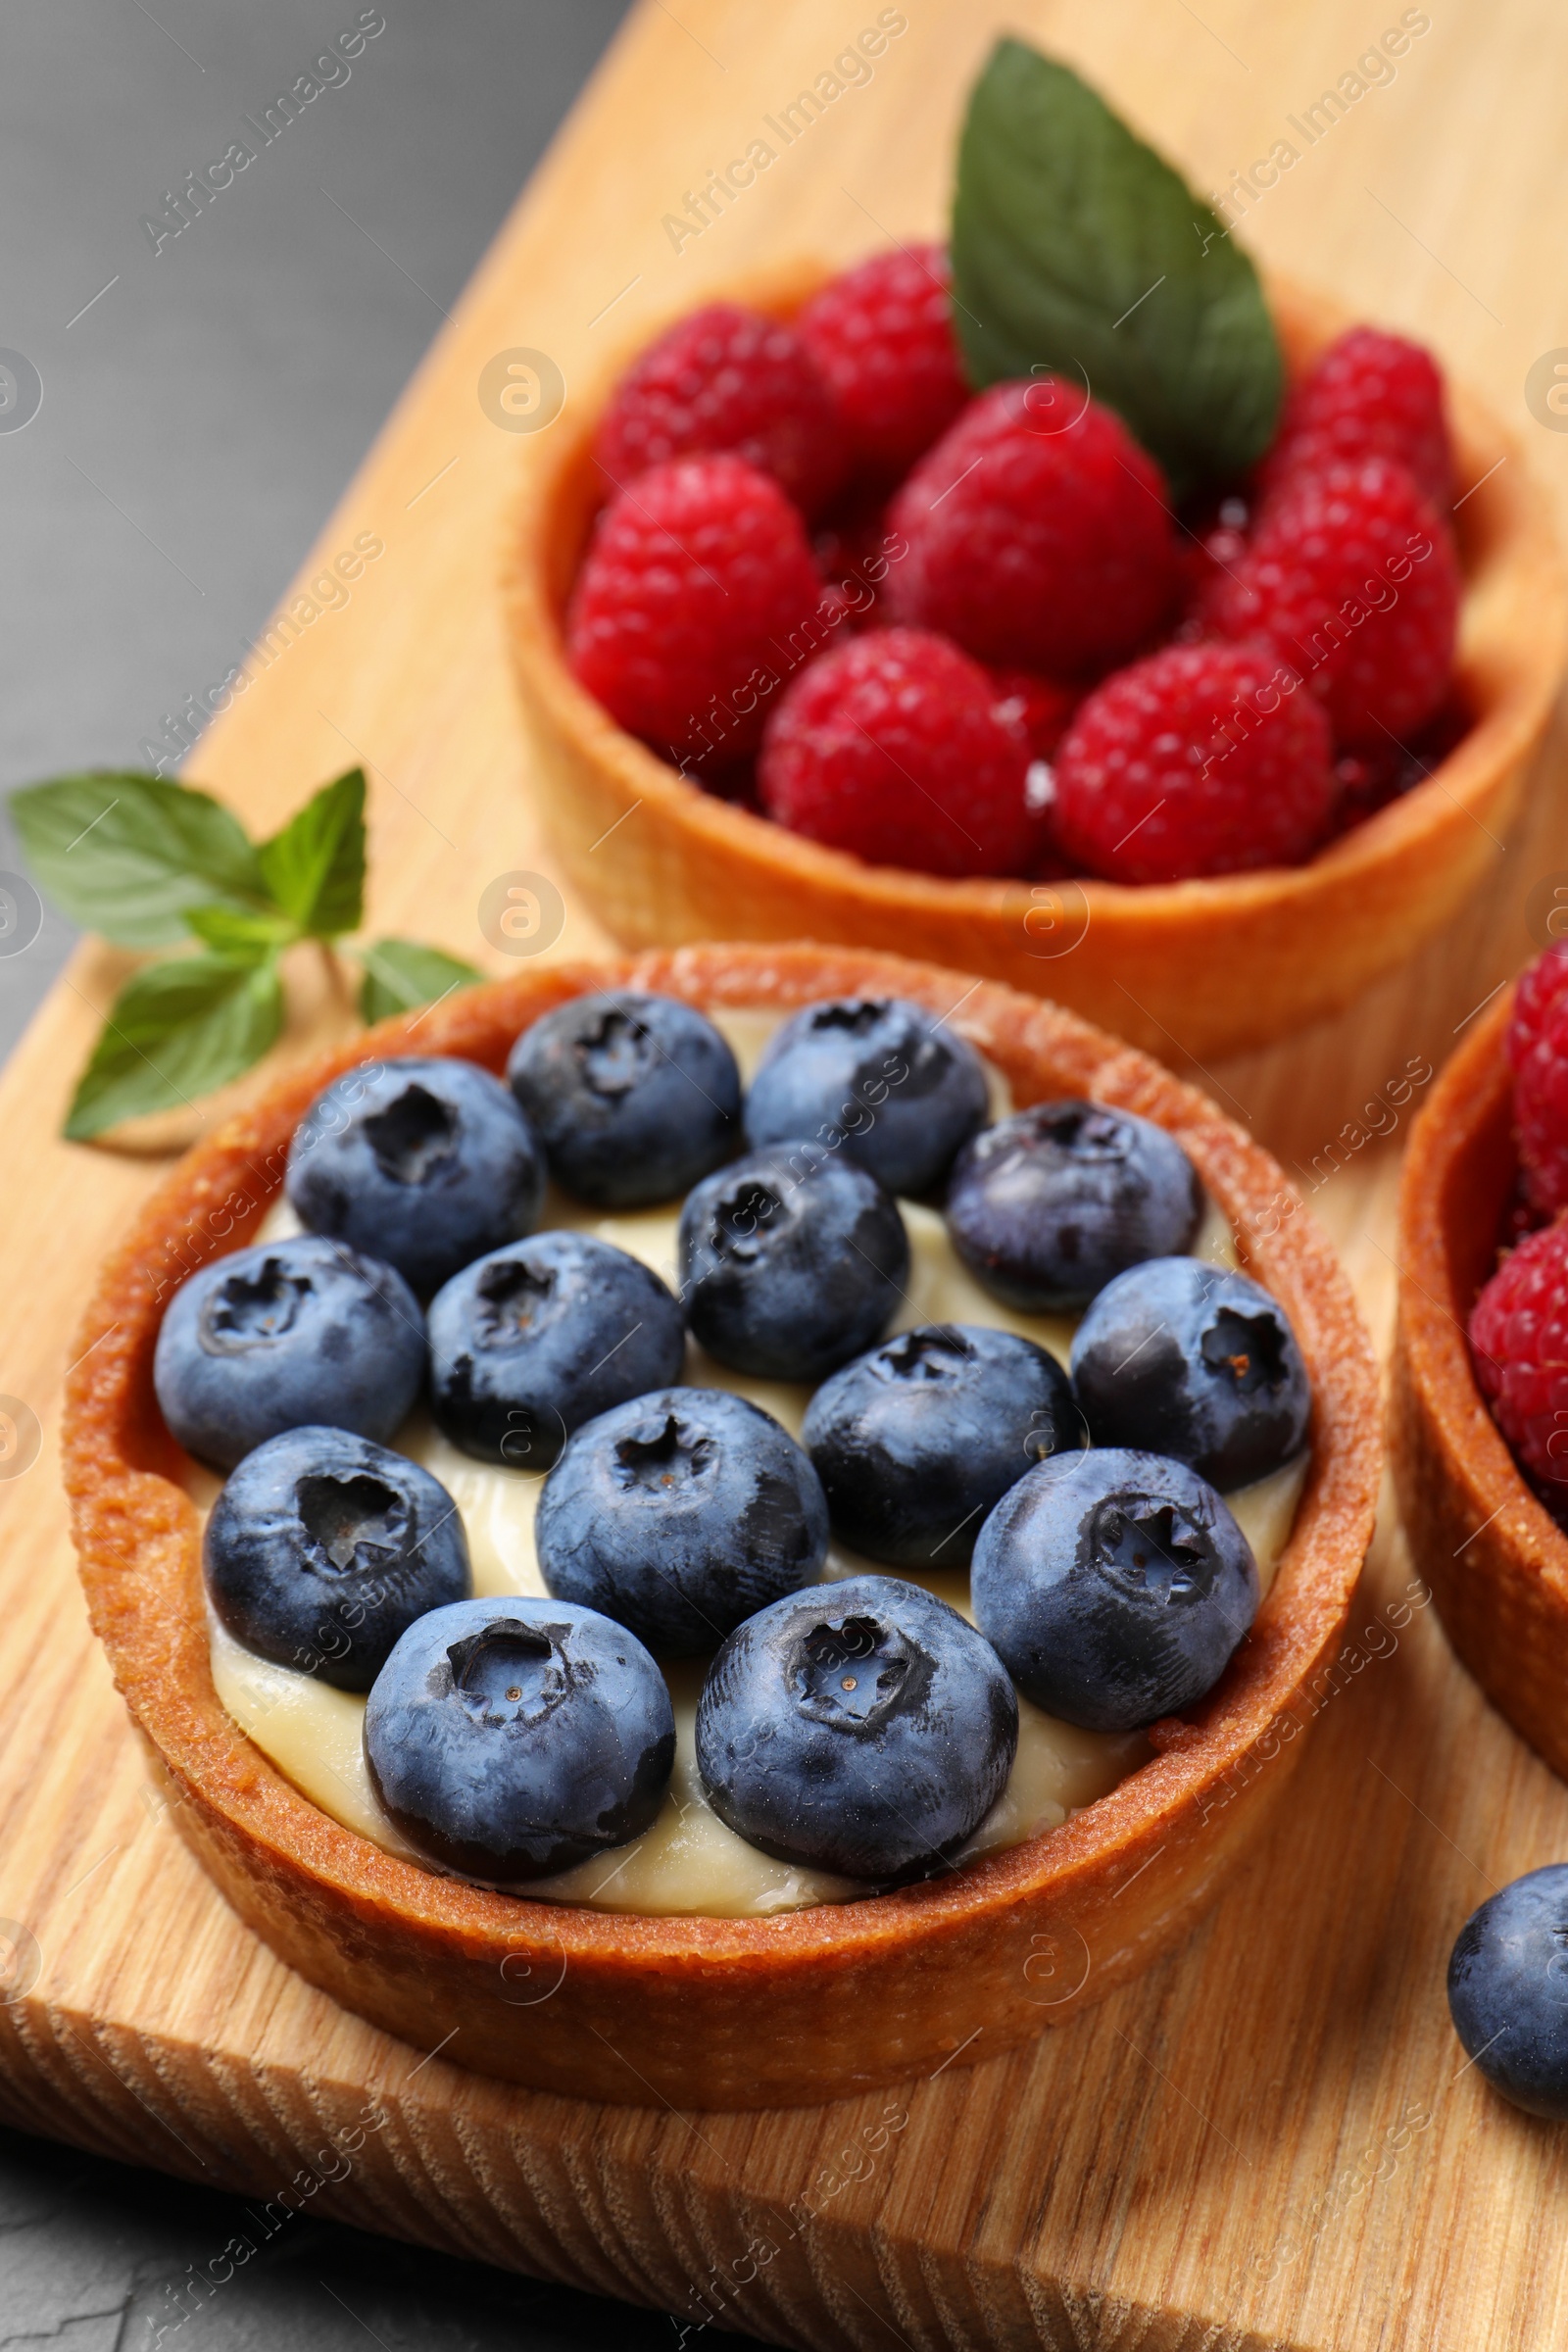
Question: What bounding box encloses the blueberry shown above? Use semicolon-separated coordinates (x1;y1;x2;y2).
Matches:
204;1426;470;1690
506;991;740;1207
154;1236;425;1471
744;997;989;1197
287;1055;545;1296
364;1595;674;1882
695;1574;1017;1883
426;1231;685;1470
1070;1257;1310;1491
945;1101;1201;1311
679;1141;908;1382
536;1387;829;1655
970;1447;1259;1732
802;1324;1081;1571
1448;1867;1568;2119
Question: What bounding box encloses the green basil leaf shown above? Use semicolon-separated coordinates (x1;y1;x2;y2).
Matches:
10;771;267;950
359;938;482;1026
950;39;1283;494
256;767;366;939
183;904;296;960
65;953;283;1141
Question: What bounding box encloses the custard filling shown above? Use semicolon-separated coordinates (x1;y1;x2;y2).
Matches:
197;1008;1310;1917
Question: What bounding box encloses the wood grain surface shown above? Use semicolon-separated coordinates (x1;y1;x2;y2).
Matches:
5;4;1568;2345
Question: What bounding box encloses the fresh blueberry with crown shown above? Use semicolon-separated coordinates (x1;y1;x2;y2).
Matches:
154;1235;425;1471
679;1141;908;1382
506;991;741;1208
970;1446;1259;1732
695;1573;1017;1882
945;1101;1201;1312
286;1055;545;1298
426;1230;685;1471
204;1426;470;1690
1070;1257;1310;1492
743;996;990;1198
802;1323;1080;1570
536;1387;829;1654
1447;1866;1568;2120
364;1595;675;1883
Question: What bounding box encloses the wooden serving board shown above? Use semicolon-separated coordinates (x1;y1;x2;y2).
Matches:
6;4;1568;2344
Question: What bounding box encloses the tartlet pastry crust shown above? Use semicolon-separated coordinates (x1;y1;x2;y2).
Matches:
65;946;1380;2108
1392;985;1568;1776
505;270;1565;1062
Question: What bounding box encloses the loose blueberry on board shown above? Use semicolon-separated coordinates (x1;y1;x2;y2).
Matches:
1071;1257;1310;1492
679;1141;909;1382
204;1426;470;1690
536;1387;829;1655
506;991;741;1208
695;1573;1018;1883
945;1101;1201;1312
426;1231;686;1472
971;1447;1259;1733
365;1595;675;1883
154;1236;425;1471
286;1055;545;1298
802;1323;1081;1570
743;996;989;1197
1447;1866;1568;2120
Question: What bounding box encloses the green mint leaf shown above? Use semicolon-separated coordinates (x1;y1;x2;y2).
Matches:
950;39;1283;493
358;938;482;1026
10;771;267;950
256;767;366;939
183;903;297;960
64;953;283;1141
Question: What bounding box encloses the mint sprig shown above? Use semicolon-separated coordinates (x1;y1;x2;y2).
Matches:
951;39;1283;494
11;765;482;1141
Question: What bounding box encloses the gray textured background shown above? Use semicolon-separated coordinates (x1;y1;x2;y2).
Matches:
0;4;750;2342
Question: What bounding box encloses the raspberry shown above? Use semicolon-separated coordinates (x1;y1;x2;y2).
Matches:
1514;992;1568;1220
884;380;1179;677
1051;640;1335;884
795;245;968;481
813;495;904;630
758;626;1035;877
1509;942;1568;1070
567;456;824;764
594;302;846;516
1207;456;1459;748
1259;327;1452;511
987;670;1079;760
1470;1220;1568;1492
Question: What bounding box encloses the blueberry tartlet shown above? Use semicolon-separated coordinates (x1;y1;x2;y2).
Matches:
66;946;1378;2108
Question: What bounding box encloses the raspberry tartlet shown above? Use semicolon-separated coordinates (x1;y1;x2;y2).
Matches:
1394;954;1568;1779
66;946;1378;2109
509;270;1563;1059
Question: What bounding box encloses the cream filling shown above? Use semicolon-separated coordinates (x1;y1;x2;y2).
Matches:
204;1010;1308;1916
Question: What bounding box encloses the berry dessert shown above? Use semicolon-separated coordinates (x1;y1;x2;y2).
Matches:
1393;939;1568;1784
286;1054;545;1297
1448;1865;1568;2120
513;43;1561;1062
69;947;1378;2106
